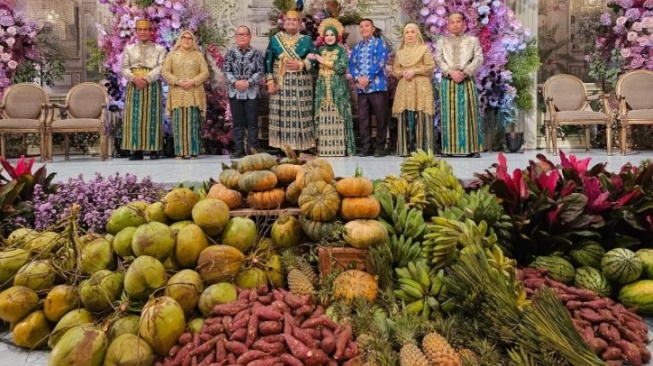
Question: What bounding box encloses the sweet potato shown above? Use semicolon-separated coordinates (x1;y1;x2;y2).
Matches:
254;306;284;321
309;305;325;319
283;292;305;309
169;345;181;357
586;338;608;355
234;308;250;321
179;332;193;346
343;341;359;359
212;300;250;316
193;333;201;348
259;320;283;335
238;288;251;300
302;349;332;366
282;333;311;359
584;298;609;310
252;340;286;355
222;316;233;334
249;289;259;302
224;341;248;356
598;323;620;344
246;314;259;347
284;312;298;335
615;340;642;366
321;328;336;355
258;285;270;296
334;323;353;359
618;326;642;343
636;342;651;363
230;317;250;333
204;323;225;336
522;278;546;289
260;334;285;343
292;325;317;349
248;358;282;366
272;300;292;314
216;339;227;362
173;343;193;366
197;353;215;366
301;315;338;330
230;328;247;342
228;353;237;364
601;347;623;361
294;304;314;318
579;308;602;324
258;294;273;305
236;350;267;365
272;289;285;302
558;294;579;302
565;286;598;301
565;300;583;310
200;333;213;342
279;353;303;366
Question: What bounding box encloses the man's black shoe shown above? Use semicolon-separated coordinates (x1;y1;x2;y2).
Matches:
229;152;245;159
374;151;386;157
150;152;159;160
358;150;373;157
129;152;143;161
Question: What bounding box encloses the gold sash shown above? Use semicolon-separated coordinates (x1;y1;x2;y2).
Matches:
132;68;150;77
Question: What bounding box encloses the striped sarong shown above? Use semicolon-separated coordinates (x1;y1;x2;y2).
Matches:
397;111;435;157
268;70;315;151
122;78;163;151
172;106;201;157
439;78;483;155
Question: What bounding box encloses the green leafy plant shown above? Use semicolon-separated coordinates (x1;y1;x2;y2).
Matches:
507;41;540;112
12;23;67;87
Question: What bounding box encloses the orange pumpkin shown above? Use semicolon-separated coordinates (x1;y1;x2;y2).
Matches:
342;219;388;249
333;269;378;304
340;196;381;220
295;159;335;189
219;163;241;190
285;181;302;206
206;184;243;209
271;163;301;184
248;188;286;210
298;181;341;222
237;153;278;173
238;170;278;192
335;167;373;197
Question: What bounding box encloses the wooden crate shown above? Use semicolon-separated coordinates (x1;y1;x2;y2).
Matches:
229;206;301;217
318;246;373;279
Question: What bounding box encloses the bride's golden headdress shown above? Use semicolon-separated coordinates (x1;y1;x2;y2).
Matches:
318;17;344;37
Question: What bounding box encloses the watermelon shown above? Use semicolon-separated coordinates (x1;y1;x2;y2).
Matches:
635;249;653;279
618;279;653;316
529;256;576;284
569;240;605;269
573;266;612;297
601;248;642;285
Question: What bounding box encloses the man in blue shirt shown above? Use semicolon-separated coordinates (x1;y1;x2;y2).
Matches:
349;18;390;157
223;25;264;158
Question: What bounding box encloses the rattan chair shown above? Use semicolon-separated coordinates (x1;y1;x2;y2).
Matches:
543;74;613;155
615;69;653;155
46;82;109;161
0;83;49;160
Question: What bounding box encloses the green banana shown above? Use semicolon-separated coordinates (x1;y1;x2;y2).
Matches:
395;267;412;279
417;263;431;289
399;284;424;299
405;299;425;315
393;289;412;302
430;270;445;295
397;278;423;294
407;261;419;281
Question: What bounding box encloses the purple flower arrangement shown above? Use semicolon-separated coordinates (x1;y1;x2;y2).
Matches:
0;4;40;100
32;172;164;232
588;0;653;85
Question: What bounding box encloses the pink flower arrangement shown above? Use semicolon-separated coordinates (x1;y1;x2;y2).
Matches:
588;0;653;84
0;4;40;100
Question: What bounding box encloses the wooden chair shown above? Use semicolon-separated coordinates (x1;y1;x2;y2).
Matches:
0;83;49;160
46;82;109;161
615;69;653;155
543;74;613;155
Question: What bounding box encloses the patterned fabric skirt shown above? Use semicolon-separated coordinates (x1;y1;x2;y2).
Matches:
122;81;163;151
396;110;435;157
269;72;315;150
439;78;483;155
172;106;201;157
315;100;355;157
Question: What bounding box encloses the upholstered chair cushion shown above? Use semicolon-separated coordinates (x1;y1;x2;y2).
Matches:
4;86;45;119
546;78;586;111
67;85;106;119
619;74;653;111
627;108;653;119
556;111;608;121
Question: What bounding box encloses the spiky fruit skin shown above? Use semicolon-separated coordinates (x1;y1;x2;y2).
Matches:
400;343;430;366
422;332;462;366
459;348;481;366
295;256;318;286
287;268;314;295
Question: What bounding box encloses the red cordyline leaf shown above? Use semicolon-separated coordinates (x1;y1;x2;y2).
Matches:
561;180;577;197
538;169;560;198
616;190;641;209
559;150;591;177
496;153;528;202
0;155;35;180
547;203;561;225
583;176;612;213
0;156;17;179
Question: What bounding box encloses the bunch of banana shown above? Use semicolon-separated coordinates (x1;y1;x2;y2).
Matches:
400;149;439;182
421;164;464;212
375;175;428;210
389;234;422;269
377;191;427;240
393;261;445;319
422;217;498;270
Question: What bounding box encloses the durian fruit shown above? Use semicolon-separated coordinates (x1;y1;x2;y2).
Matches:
422;331;462;366
392;314;429;366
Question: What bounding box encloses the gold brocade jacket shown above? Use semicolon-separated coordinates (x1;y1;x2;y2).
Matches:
434;34;484;77
391;49;436;116
161;49;210;116
120;41;167;83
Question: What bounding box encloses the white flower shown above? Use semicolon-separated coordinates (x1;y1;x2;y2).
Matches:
7;60;17;69
6;26;16;36
642;16;653;28
620;48;632;58
627;31;639;41
0;53;10;62
5;37;14;47
633;22;643;31
28;31;36;38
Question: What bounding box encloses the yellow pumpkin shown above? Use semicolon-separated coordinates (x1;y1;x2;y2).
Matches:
206;184;243;209
272;164;302;184
285;181;302;206
340;196;381;220
218;163;241;190
333;269;378;304
298;181;341;222
335;167;374;197
237;153;278;173
238;170;278;192
342;219;388;249
248;188;286;209
296;159;335;189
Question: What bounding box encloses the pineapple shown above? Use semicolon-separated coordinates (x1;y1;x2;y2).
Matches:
287;268;315;295
458;348;480;366
422;331;462;366
281;249;317;295
392;315;429;366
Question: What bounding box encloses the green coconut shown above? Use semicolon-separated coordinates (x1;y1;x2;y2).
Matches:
12;310;51;349
124;255;167;300
162;255;181;271
25;231;60;258
13;259;57;291
169;220;193;232
271;214;302;248
145;201;169;224
191;198;230;236
51;247;76;275
104;333;154;366
162;188;199;221
80;237;115;275
48;324;108;366
131;221;176;261
0;248;30;284
44;285;79;322
234;267;269;289
196;245;245;284
0;286;39;323
113;226;138;258
48;309;94;349
108;314;140;342
6;227;37;247
221;217;257;253
106;202;147;235
186;318;205;334
265;254;284;288
79;270;124;312
139;296;186;357
174;223;209;268
198;282;238;317
164;269;204;315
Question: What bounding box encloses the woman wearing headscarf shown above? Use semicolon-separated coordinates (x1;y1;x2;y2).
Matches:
435;12;484;157
308;18;355;156
392;23;436;156
162;30;209;159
